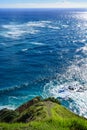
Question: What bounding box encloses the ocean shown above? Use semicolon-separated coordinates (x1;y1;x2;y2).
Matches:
0;8;87;118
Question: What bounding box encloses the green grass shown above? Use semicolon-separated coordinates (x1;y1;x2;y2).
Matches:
0;118;87;130
0;97;87;130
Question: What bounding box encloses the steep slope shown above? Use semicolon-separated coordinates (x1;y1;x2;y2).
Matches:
0;97;87;130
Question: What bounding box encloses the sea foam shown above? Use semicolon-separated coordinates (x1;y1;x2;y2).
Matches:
43;53;87;118
1;20;60;39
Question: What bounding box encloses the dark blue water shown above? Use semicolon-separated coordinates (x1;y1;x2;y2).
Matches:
0;9;87;117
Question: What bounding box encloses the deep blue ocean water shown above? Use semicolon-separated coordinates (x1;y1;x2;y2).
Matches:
0;8;87;117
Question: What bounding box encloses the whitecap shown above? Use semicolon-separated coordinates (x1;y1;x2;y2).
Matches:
22;48;28;52
1;20;53;39
62;24;69;28
73;39;86;43
1;22;40;39
27;22;45;28
76;44;87;54
2;28;39;39
48;25;60;30
31;42;44;46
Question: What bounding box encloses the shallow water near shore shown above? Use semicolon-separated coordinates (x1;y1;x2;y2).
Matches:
0;8;87;118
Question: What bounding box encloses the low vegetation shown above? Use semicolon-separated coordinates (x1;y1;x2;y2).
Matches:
0;97;87;130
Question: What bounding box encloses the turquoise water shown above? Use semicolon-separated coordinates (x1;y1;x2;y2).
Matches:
0;9;87;118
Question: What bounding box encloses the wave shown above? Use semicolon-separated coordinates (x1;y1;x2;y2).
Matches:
21;48;28;52
48;25;60;30
0;83;29;94
1;21;44;39
31;42;44;46
0;42;7;46
43;80;87;118
76;44;87;54
0;105;15;110
0;93;38;110
1;20;61;39
62;24;69;28
27;21;45;28
0;75;50;95
1;26;39;39
73;39;86;44
43;53;87;118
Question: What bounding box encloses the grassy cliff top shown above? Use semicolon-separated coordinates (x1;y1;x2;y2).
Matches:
0;97;87;130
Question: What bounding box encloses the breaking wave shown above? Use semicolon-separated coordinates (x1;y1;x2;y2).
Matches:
43;48;87;118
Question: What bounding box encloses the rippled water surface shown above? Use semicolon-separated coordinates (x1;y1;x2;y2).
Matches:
0;9;87;118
